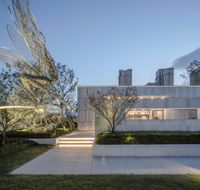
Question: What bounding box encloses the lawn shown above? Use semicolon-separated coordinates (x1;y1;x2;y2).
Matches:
1;175;200;190
1;140;200;190
0;140;51;175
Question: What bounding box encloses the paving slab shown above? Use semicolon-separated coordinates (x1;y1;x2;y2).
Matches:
10;130;200;175
11;146;200;175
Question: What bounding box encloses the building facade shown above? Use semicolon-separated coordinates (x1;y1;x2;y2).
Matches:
78;86;200;133
118;69;132;86
155;67;174;86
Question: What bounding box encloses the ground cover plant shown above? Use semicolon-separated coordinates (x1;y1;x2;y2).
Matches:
96;131;200;144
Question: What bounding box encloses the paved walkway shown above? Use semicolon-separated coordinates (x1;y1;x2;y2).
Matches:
11;131;200;175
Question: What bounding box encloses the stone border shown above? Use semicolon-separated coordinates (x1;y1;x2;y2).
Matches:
93;144;200;156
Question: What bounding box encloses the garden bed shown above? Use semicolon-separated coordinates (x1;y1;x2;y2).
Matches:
6;128;72;139
96;131;200;144
94;132;200;156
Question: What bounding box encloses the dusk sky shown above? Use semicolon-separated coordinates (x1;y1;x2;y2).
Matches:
1;0;200;85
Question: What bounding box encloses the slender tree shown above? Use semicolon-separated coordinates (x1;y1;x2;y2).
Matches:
52;63;78;129
88;87;138;133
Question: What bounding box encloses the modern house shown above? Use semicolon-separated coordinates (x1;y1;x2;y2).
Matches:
78;85;200;133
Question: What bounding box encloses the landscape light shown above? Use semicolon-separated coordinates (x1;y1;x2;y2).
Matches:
34;107;45;113
0;105;35;110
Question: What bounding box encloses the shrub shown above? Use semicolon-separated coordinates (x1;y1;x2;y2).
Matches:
6;127;71;139
96;132;200;144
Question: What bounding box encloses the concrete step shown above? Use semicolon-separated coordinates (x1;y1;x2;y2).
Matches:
58;140;94;144
56;137;94;147
58;137;94;141
57;144;93;147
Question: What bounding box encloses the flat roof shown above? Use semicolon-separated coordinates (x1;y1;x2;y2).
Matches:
78;85;200;88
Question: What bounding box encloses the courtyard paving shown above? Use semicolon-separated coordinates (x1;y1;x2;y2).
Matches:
11;147;200;175
11;131;200;175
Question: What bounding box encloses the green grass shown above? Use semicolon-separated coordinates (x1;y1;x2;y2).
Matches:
0;175;200;190
0;140;51;175
1;140;200;190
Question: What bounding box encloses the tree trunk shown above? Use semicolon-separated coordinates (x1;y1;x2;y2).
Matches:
1;131;6;145
111;124;115;133
60;103;65;129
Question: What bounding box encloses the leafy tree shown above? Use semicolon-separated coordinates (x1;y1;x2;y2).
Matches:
52;63;78;129
88;87;138;133
0;68;33;145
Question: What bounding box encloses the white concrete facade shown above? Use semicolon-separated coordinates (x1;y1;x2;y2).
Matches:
77;86;200;132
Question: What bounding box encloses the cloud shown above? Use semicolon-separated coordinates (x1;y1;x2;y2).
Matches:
173;47;200;69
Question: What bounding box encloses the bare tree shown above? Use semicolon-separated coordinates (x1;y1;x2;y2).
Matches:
52;63;78;129
180;60;200;85
88;87;138;133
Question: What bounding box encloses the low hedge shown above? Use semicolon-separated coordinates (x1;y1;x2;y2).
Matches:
96;131;200;144
6;128;71;139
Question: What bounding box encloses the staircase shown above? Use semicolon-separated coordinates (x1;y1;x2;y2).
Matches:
56;130;95;147
56;137;94;147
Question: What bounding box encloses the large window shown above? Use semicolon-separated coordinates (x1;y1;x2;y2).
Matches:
126;109;164;120
126;109;151;120
152;110;164;120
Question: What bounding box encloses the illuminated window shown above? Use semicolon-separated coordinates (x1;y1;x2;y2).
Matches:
152;110;164;120
126;109;150;120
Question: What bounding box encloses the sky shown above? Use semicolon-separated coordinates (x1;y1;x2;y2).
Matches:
1;0;200;85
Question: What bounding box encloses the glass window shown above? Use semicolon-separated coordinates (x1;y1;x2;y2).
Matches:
126;110;150;120
152;110;164;120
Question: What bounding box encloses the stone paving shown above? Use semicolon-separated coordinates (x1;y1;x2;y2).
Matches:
11;131;200;175
11;146;200;175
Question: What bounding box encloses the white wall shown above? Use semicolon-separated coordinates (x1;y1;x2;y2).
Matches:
78;86;200;131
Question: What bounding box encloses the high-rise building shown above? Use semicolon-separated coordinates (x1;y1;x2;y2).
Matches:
118;69;132;86
190;70;200;85
155;67;174;86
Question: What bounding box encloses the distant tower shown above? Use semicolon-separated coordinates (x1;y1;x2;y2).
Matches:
190;70;200;85
155;67;174;86
118;69;132;86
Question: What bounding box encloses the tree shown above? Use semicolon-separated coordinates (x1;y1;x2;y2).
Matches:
180;60;200;85
88;87;138;133
0;68;33;145
52;63;78;129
